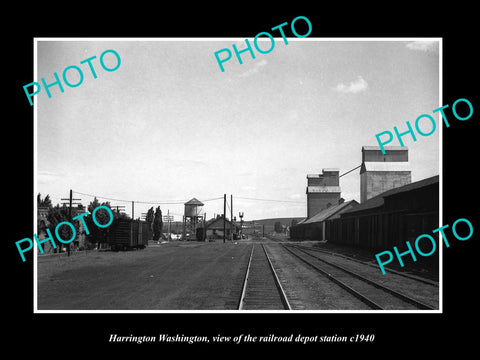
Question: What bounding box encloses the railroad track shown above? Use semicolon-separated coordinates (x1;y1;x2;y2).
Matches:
238;244;291;310
292;244;438;286
282;244;435;310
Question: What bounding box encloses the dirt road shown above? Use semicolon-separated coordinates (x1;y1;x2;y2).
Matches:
37;242;250;310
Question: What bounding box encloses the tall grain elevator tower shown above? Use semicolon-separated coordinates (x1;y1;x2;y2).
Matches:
360;146;411;203
306;168;341;219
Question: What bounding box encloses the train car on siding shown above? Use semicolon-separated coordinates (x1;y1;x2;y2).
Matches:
108;219;151;251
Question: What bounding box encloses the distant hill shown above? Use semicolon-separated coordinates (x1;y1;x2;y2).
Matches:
242;217;305;234
159;217;305;235
246;217;305;227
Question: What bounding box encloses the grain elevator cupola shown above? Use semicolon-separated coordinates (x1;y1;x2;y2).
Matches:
306;168;341;219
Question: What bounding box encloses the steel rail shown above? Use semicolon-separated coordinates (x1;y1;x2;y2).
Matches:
293;244;438;287
238;244;254;310
287;244;435;310
238;244;291;310
262;244;292;310
282;244;383;310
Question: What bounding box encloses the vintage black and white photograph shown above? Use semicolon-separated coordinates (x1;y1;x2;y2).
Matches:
34;38;441;312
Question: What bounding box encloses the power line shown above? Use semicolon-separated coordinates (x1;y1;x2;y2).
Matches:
72;190;223;205
235;196;305;204
199;197;224;203
72;190;308;207
339;164;362;178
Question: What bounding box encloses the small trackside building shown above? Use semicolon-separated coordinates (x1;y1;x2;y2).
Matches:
196;215;239;241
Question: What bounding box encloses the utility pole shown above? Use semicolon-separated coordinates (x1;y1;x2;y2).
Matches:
223;194;226;243
203;212;206;241
111;205;126;214
168;209;171;240
60;189;81;256
131;201;134;245
230;194;233;242
163;211;175;240
68;189;73;256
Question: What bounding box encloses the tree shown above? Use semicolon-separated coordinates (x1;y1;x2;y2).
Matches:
146;207;154;231
84;197;112;249
153;206;163;241
290;218;298;227
37;193;52;238
46;204;80;253
37;193;52;208
274;221;283;233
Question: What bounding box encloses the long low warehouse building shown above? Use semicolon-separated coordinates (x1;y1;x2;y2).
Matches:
290;199;359;241
325;175;439;251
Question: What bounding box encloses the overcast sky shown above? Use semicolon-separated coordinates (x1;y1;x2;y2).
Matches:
36;38;440;221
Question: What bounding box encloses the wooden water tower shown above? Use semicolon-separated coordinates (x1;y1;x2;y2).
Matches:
183;198;204;240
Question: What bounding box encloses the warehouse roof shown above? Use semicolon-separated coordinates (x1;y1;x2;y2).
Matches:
343;175;439;214
203;215;238;230
302;200;359;224
296;218;307;225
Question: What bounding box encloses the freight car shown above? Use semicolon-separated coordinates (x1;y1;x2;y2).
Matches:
108;219;151;251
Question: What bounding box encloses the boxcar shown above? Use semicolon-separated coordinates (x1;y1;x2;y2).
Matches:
108;219;151;251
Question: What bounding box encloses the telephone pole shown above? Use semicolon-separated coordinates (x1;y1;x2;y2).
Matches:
111;205;126;214
168;209;171;239
230;194;233;242
163;210;174;240
203;212;206;242
223;194;226;243
60;189;81;256
131;201;135;244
